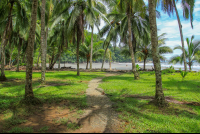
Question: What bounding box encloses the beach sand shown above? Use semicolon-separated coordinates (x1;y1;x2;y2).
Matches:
46;62;169;71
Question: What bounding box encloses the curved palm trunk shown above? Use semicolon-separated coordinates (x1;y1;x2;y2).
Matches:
16;37;22;72
0;2;14;81
148;0;166;107
173;0;187;72
101;43;109;71
90;27;93;70
127;12;139;80
25;0;39;101
41;0;46;84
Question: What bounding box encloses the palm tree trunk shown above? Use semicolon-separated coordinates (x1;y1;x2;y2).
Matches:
86;57;89;69
76;13;83;76
41;0;46;84
24;0;39;102
109;59;111;70
90;27;93;70
144;57;146;70
127;12;139;80
0;2;14;81
16;37;22;72
58;55;61;70
37;49;40;68
77;29;80;76
148;0;166;107
9;46;14;68
101;43;109;71
173;0;187;72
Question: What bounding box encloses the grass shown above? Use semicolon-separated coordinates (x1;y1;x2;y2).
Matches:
0;70;105;133
99;71;200;133
0;70;105;112
8;127;34;133
39;126;50;132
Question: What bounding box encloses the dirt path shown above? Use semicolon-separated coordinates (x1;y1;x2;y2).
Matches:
72;73;123;133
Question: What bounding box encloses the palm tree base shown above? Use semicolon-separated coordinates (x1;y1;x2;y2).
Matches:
134;72;140;80
20;97;42;105
0;75;7;81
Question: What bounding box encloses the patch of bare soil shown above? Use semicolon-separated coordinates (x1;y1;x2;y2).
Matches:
0;101;83;133
122;95;200;106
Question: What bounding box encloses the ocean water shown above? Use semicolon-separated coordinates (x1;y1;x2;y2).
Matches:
119;62;200;72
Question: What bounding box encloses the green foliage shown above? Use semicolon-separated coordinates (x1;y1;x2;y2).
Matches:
179;68;188;81
136;64;141;71
39;126;49;132
8;127;33;133
67;122;80;130
162;65;175;74
0;71;105;112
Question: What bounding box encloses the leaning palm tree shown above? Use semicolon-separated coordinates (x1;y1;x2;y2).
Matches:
0;0;29;79
148;0;166;107
99;19;121;71
0;0;15;80
169;35;200;71
158;0;195;72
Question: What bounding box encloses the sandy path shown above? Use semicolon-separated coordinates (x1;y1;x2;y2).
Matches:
72;73;122;133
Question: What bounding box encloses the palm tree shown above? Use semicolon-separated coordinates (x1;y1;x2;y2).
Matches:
24;0;40;104
137;33;173;70
0;0;29;78
117;0;146;80
41;0;46;84
148;0;166;107
158;0;195;72
99;19;121;71
79;34;104;69
0;0;15;81
56;0;109;76
169;35;200;71
106;48;112;70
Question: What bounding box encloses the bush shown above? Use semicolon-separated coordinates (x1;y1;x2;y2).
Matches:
162;66;175;74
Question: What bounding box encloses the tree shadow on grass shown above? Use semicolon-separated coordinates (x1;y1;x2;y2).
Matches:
0;93;88;133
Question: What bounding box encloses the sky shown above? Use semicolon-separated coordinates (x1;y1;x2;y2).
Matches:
91;0;200;60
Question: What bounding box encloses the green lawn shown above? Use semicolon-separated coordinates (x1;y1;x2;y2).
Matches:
99;71;200;133
0;70;105;112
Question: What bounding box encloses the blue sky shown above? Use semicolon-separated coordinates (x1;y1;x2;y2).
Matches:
152;0;200;60
92;0;200;60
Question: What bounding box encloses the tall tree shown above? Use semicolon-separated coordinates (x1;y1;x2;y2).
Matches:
24;0;40;103
116;0;146;79
148;0;166;107
159;0;195;71
169;35;200;71
0;1;14;81
41;0;46;84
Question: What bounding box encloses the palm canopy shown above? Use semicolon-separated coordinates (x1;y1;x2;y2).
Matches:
121;33;173;70
169;35;200;70
157;0;195;28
